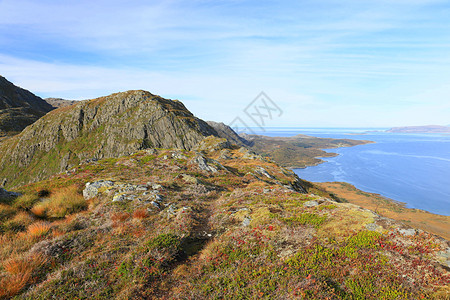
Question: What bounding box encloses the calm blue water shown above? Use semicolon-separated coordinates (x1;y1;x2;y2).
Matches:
250;128;450;216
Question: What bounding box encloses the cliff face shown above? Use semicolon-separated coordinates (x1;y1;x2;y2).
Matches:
0;90;218;188
0;76;54;135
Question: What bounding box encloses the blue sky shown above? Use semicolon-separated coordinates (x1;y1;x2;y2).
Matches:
1;0;449;127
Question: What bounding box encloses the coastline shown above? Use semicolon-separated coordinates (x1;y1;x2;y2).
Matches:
315;181;450;240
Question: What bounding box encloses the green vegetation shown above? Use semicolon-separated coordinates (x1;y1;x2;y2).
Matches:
0;147;447;299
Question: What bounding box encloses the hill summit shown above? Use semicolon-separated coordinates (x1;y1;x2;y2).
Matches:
0;90;219;188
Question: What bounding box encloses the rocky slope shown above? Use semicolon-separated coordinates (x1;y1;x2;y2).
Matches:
0;90;219;188
44;98;78;109
206;121;251;147
0;137;448;299
0;76;54;136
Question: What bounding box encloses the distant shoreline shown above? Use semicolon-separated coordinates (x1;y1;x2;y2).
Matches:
315;181;450;240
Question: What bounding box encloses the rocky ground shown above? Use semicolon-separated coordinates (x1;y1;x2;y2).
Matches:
0;137;448;299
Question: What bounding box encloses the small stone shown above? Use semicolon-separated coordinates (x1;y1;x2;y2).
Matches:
242;216;252;227
152;183;162;190
303;200;319;207
112;193;127;202
254;167;274;179
366;223;381;231
151;201;160;209
172;151;188;160
398;228;416;236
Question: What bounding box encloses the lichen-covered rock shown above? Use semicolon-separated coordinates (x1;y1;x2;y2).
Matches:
191;154;218;173
83;180;114;200
254;166;274;179
303;200;319;207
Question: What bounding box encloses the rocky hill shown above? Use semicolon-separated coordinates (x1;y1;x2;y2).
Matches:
0;137;448;299
0;90;218;188
0;76;54;136
44;98;78;109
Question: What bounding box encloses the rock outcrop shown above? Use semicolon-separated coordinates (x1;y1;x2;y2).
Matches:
206;121;251;147
0;76;54;135
0;90;219;188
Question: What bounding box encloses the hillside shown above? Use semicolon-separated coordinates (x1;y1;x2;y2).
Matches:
387;125;450;133
0;90;218;189
0;76;53;136
0;137;448;299
44;98;78;109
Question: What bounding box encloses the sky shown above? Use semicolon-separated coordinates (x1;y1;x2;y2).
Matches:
1;0;449;128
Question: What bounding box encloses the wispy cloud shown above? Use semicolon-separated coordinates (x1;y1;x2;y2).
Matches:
1;0;449;126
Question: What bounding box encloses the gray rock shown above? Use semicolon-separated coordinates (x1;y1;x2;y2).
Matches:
242;216;252;227
0;187;21;200
436;248;450;267
167;204;177;216
112;193;127;202
83;180;115;200
180;174;200;184
192;155;217;173
151;201;161;209
398;228;416;236
303;200;319;207
218;149;231;159
171;151;188;160
243;152;260;160
152;184;163;190
366;223;382;231
254;167;274;179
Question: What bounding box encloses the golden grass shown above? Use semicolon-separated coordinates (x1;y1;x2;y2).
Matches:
13;193;40;210
132;208;149;219
30;185;87;219
0;253;47;298
111;212;130;223
27;221;51;238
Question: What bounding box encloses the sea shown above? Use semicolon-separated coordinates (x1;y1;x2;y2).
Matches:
249;128;450;216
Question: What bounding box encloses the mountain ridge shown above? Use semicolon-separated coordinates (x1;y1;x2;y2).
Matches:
0;90;219;188
0;76;54;136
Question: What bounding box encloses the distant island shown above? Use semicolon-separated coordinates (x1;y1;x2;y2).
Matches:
387;125;450;133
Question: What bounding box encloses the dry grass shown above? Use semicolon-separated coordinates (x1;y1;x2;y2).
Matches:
27;221;51;238
30;185;87;219
13;193;40;210
111;212;130;223
132;208;149;219
30;204;46;218
0;203;16;221
0;253;47;298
